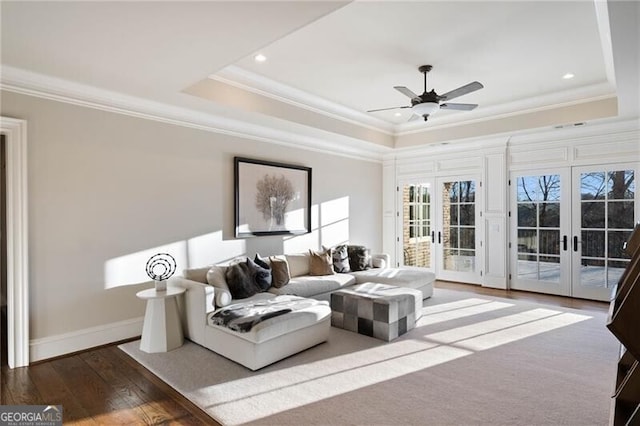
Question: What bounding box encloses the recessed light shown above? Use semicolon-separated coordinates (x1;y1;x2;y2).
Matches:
394;112;402;117
562;73;575;80
254;54;267;63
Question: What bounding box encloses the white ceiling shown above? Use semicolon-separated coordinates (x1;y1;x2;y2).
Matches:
1;1;637;149
230;1;611;126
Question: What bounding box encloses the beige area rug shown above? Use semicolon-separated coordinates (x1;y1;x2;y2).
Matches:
120;289;619;426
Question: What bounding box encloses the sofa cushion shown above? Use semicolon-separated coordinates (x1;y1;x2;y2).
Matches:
183;266;210;284
349;267;435;289
205;265;232;307
286;253;310;277
348;245;371;271
309;249;335;276
332;244;351;273
225;260;259;299
372;257;386;268
207;295;330;344
269;273;356;298
269;256;291;288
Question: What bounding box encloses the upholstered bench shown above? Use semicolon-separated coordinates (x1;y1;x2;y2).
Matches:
330;283;423;341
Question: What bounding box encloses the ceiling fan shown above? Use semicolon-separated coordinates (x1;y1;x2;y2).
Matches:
367;65;484;122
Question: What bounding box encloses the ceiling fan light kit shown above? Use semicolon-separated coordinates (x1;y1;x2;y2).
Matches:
367;64;484;122
412;102;439;117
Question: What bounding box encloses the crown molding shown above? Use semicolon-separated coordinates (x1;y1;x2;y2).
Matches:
0;66;388;162
386;117;639;161
213;65;395;135
508;116;640;146
388;135;511;161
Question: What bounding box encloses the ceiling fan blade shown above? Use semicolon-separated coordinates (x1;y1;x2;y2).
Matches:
367;106;411;113
440;103;478;111
394;86;421;101
439;81;484;101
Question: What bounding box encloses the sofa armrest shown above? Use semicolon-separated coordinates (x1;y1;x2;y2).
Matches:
170;276;215;345
371;253;391;268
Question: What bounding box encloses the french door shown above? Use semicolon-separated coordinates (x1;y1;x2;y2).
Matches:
571;165;637;300
399;175;482;284
510;169;571;296
510;164;637;301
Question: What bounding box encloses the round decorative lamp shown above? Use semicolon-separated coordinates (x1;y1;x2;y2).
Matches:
145;253;176;291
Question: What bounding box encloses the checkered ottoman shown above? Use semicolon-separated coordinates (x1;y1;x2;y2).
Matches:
330;283;423;341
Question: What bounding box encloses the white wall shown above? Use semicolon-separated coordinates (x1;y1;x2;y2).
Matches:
1;91;382;360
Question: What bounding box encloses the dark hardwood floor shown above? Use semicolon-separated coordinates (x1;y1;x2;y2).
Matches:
1;282;609;425
1;343;220;425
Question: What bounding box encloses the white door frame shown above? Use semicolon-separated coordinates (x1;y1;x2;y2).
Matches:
1;117;29;368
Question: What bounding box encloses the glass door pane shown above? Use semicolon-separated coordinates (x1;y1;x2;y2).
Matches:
572;167;636;301
442;180;476;272
510;170;570;296
400;182;433;269
437;177;481;284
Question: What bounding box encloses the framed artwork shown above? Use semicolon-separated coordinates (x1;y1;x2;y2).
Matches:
234;157;312;237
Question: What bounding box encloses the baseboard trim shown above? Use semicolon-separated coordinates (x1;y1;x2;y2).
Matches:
29;317;144;362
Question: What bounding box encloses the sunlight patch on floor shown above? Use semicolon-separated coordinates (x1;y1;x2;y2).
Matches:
191;299;591;425
421;298;498;315
200;344;471;424
455;312;590;351
418;300;513;326
424;308;565;344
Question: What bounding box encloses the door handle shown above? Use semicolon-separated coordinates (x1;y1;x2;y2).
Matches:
431;231;435;243
563;235;568;251
573;236;579;252
438;231;442;244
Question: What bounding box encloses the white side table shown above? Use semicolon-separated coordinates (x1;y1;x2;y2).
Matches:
136;286;185;353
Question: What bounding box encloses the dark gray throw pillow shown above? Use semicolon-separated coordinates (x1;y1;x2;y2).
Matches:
348;245;371;272
332;244;351;273
225;261;259;299
247;257;272;291
254;253;270;270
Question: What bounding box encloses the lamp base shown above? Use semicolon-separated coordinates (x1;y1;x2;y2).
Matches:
155;280;167;292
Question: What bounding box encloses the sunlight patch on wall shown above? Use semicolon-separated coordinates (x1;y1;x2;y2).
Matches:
283;205;319;253
320;196;349;226
319;220;349;248
104;241;187;289
187;231;246;267
284;197;351;252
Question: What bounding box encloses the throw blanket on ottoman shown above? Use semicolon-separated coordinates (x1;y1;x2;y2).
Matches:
209;296;326;333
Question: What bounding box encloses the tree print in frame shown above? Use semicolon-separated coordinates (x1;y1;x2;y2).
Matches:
234;157;312;237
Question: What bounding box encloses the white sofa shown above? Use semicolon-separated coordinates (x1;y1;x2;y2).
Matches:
172;251;435;370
